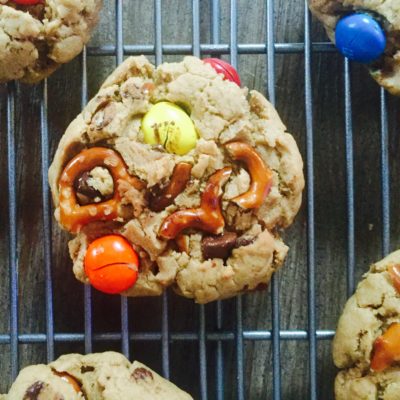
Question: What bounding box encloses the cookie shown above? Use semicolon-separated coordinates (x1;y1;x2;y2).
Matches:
2;351;192;399
333;250;400;399
309;0;400;95
48;56;304;304
0;0;102;83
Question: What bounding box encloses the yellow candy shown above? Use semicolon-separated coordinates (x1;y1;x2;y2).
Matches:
142;102;198;155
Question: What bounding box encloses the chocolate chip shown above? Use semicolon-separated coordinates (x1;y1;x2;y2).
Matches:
242;282;268;293
81;365;95;373
23;381;45;400
254;282;268;291
202;232;238;260
131;367;154;382
74;171;102;199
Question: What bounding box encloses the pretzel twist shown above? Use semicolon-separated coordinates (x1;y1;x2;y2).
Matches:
59;147;143;233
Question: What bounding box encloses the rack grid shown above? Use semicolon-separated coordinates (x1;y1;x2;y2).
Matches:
1;0;394;399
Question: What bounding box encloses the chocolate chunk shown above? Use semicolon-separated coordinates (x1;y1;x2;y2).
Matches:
235;236;255;248
202;232;238;260
254;282;269;291
242;282;268;293
74;169;113;205
131;367;154;382
75;171;102;200
81;365;95;373
23;381;45;400
24;4;46;20
148;163;192;212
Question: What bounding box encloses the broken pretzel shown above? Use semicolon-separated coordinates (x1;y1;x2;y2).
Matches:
149;162;192;212
158;167;232;239
225;141;272;209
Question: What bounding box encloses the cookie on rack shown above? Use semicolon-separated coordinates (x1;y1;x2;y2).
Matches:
333;250;400;399
48;55;304;304
2;351;192;399
309;0;400;95
0;0;102;83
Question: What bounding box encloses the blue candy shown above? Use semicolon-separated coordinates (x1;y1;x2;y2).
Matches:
335;13;386;63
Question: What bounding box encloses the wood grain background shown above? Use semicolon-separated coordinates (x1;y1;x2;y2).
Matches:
0;0;399;398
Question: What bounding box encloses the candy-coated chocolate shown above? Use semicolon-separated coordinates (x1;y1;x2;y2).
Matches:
142;102;198;155
84;235;139;294
335;13;386;63
11;0;43;4
203;58;241;86
371;323;400;371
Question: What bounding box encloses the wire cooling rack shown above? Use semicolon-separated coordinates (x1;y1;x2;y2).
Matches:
1;0;397;399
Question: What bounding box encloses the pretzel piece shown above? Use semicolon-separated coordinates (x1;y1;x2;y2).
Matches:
53;371;81;393
158;167;232;239
389;264;400;294
59;147;143;233
225;142;273;209
149;162;192;212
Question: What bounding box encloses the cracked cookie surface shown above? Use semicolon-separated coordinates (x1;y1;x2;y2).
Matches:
2;352;192;399
0;0;102;83
333;250;400;399
48;56;304;304
309;0;400;95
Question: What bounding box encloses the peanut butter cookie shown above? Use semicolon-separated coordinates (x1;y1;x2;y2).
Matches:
48;56;304;304
333;250;400;399
0;0;102;83
2;352;192;399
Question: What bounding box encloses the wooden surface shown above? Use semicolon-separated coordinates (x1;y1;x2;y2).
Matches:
0;0;399;398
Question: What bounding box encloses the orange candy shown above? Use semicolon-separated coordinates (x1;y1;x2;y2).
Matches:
84;235;139;294
370;323;400;371
369;268;400;372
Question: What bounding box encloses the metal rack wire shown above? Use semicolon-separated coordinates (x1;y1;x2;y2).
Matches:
2;0;393;399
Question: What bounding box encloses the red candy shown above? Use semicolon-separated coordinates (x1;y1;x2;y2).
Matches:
11;0;43;4
84;235;139;295
203;58;241;86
